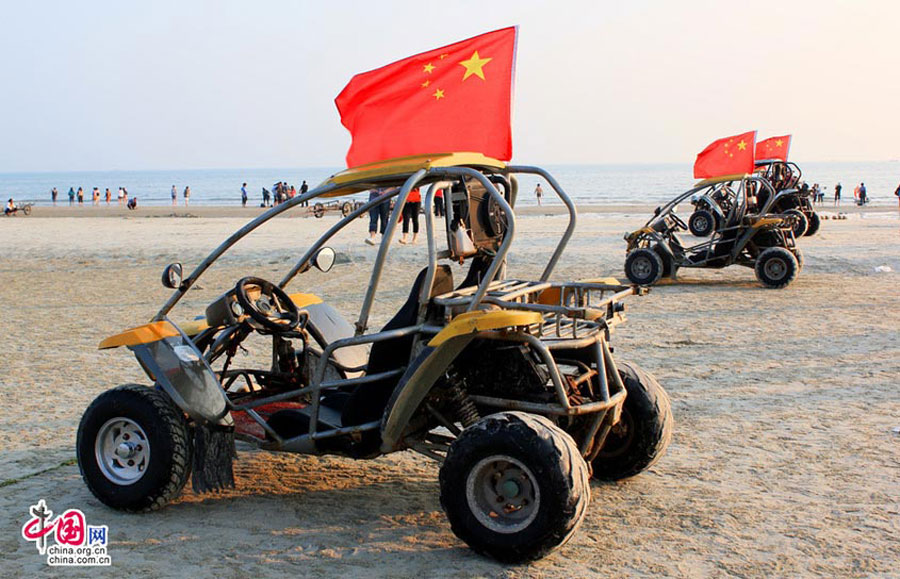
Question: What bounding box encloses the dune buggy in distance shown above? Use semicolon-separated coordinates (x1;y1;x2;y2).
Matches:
77;153;673;563
625;173;802;288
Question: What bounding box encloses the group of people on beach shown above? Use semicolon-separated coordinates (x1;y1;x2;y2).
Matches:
256;180;309;208
51;186;139;209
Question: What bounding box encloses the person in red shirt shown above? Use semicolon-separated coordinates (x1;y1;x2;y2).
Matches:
434;188;445;217
399;188;421;244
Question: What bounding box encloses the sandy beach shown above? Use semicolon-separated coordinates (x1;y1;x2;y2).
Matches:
1;207;898;577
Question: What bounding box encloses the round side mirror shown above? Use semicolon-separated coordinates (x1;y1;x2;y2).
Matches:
162;263;183;289
313;247;336;273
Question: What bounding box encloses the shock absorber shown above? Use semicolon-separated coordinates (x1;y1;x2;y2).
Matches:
446;384;480;428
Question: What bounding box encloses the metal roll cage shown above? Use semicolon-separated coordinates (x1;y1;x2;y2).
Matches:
147;162;634;455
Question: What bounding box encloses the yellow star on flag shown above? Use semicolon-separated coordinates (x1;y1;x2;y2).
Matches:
459;51;492;81
775;139;783;147
439;53;449;60
737;140;747;151
423;63;435;74
432;88;445;100
421;80;431;88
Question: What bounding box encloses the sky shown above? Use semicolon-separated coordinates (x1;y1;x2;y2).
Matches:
1;0;897;172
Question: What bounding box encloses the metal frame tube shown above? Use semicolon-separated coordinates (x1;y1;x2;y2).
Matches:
154;182;343;320
507;165;578;281
355;169;427;335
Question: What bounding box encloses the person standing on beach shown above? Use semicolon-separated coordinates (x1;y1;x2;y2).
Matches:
105;188;111;204
534;183;543;206
171;185;177;206
122;188;128;205
92;187;99;205
834;182;842;206
262;187;271;207
77;187;84;204
50;187;58;205
184;186;191;206
365;187;392;245
399;187;422;244
858;182;867;205
300;180;309;207
241;183;248;207
68;187;75;205
117;187;125;205
434;187;445;217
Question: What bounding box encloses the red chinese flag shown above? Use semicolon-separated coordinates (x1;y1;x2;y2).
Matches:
755;135;792;162
693;131;758;179
335;27;517;168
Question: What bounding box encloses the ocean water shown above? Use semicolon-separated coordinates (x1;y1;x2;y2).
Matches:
2;161;897;208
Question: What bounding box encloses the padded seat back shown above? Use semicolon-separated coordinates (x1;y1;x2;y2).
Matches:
341;265;453;427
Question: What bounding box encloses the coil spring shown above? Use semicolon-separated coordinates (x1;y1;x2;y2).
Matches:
447;384;479;428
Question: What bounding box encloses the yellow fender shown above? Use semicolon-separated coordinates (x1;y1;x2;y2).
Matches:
99;321;181;350
428;310;542;347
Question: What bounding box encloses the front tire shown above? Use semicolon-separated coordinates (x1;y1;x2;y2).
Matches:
77;384;191;512
804;211;820;236
688;209;716;237
440;412;590;563
592;362;673;480
785;209;808;237
755;247;799;288
624;248;664;286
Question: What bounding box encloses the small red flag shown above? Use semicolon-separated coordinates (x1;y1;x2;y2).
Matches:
693;131;757;179
755;135;792;162
335;27;517;168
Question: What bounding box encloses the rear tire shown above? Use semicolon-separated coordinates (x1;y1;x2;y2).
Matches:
77;384;191;512
341;201;352;217
688;209;715;237
755;247;799;288
804;212;820;236
22;205;31;216
792;247;804;271
440;412;590;563
591;362;673;480
785;209;808;237
624;248;664;286
313;202;325;218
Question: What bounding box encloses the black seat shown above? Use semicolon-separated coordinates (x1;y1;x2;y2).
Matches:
340;265;453;428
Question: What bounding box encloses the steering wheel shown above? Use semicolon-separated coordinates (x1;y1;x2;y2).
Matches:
670;212;688;231
234;277;300;333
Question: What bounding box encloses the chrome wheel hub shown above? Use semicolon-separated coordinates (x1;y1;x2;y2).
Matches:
95;417;150;485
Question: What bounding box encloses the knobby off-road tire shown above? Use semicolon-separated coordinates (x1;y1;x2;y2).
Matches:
592;362;673;480
785;209;808;237
755;247;799;288
77;384;191;512
313;202;325;218
624;248;664;286
804;211;821;236
792;247;805;271
688;209;716;237
440;412;590;563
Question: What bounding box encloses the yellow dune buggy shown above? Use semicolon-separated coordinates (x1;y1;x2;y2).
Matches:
77;153;672;563
625;174;802;288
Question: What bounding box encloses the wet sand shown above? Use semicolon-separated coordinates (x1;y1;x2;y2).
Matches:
1;208;898;577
